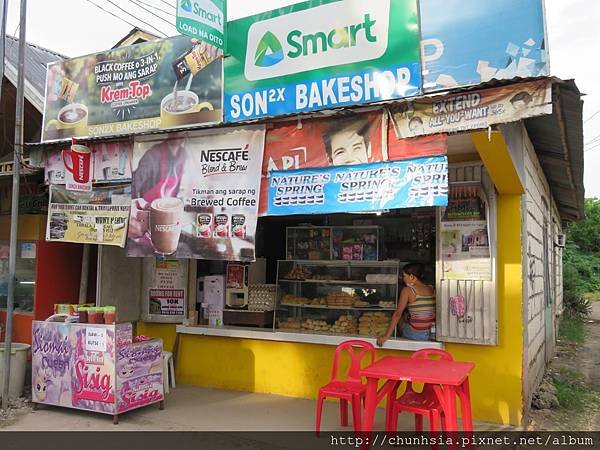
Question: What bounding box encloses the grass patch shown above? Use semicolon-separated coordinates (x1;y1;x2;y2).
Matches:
552;368;600;410
583;292;600;302
558;317;585;344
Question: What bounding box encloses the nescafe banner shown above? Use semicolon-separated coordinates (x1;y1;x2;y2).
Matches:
127;126;265;262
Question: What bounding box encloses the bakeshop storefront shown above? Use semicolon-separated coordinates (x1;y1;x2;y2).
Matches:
137;72;583;428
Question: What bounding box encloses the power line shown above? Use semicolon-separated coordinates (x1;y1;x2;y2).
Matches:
584;109;600;124
585;142;600;153
132;0;176;18
124;0;176;30
85;0;155;35
585;134;600;146
156;0;176;10
105;0;168;36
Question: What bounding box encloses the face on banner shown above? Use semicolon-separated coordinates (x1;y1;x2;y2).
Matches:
45;141;133;185
259;113;385;215
127;126;265;262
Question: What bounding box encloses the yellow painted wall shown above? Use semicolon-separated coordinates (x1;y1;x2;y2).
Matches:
0;215;46;241
137;195;525;426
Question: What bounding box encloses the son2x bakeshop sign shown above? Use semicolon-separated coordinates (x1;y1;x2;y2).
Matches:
224;0;421;122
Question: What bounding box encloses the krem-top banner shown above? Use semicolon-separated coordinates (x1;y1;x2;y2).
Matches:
224;0;421;122
42;36;222;142
267;156;448;216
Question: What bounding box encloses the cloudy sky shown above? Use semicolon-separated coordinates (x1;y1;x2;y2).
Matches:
5;0;599;197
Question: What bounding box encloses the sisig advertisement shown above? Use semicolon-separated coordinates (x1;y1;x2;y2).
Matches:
116;339;164;413
127;126;265;261
42;36;222;142
46;185;131;247
224;0;421;121
267;156;448;216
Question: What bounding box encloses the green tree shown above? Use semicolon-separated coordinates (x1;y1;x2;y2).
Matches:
568;198;600;253
563;198;600;317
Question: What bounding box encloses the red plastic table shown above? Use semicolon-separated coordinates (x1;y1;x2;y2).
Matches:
360;356;475;445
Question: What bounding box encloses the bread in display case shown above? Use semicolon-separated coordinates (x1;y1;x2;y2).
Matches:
285;226;384;261
275;260;401;338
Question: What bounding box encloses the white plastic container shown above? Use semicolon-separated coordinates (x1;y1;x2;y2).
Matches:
0;342;31;399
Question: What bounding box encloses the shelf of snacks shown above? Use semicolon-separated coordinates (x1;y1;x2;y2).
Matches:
275;259;400;338
286;226;332;260
286;226;384;261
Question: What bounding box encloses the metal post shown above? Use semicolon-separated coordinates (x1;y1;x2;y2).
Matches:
0;0;7;100
78;245;90;304
2;0;27;410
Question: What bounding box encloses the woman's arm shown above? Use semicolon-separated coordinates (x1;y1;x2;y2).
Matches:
376;287;411;347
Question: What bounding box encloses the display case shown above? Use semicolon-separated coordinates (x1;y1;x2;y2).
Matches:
275;260;401;338
286;226;384;261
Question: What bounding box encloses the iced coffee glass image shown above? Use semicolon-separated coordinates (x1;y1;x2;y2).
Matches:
160;90;213;128
45;103;89;137
149;197;184;255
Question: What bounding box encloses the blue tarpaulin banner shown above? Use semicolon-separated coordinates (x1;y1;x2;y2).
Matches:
267;156;448;216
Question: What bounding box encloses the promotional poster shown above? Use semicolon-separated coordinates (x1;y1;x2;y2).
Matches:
441;220;491;280
389;80;553;138
32;322;73;408
267;156;448;216
45;141;133;185
71;325;116;411
116;340;164;413
127;126;265;261
441;183;491;280
260;113;386;215
420;0;549;92
46;185;132;247
42;36;222;142
224;0;421;121
176;0;226;50
148;259;187;317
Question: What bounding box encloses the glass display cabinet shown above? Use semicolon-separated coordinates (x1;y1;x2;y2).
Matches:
274;260;401;338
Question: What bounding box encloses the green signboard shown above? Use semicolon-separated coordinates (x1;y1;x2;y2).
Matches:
224;0;421;122
176;0;226;50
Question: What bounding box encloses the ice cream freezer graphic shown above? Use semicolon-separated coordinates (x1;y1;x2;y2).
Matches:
32;321;164;421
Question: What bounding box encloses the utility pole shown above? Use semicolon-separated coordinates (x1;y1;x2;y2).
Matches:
0;0;7;101
2;0;26;410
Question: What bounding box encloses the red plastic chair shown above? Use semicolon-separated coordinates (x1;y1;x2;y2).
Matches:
316;340;376;434
386;349;453;433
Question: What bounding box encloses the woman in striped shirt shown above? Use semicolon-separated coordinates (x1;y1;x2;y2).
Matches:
376;263;436;345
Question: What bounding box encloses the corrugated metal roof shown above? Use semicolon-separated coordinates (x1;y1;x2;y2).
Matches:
525;80;585;223
4;35;65;112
